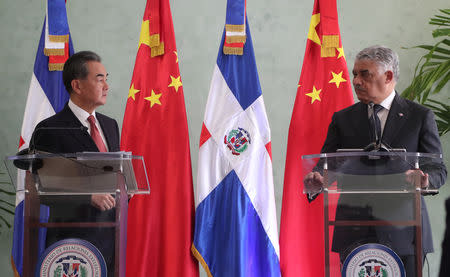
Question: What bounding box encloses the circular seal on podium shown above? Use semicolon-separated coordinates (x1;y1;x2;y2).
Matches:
35;238;107;277
342;243;405;277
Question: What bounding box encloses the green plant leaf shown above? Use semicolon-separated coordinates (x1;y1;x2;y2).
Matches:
433;28;450;38
414;45;450;55
0;205;14;215
423;54;450;60
0;198;14;207
433;71;450;94
431;15;450;21
402;9;450;136
430;16;450;22
0;172;14;233
0;216;11;229
0;188;15;196
425;99;450;136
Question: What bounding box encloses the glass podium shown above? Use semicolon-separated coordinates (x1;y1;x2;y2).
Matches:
5;151;150;277
302;151;443;277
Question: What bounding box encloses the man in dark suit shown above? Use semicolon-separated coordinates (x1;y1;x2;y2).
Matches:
304;45;447;276
439;197;450;277
30;51;119;274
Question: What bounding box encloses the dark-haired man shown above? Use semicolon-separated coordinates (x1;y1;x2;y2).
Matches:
31;51;119;274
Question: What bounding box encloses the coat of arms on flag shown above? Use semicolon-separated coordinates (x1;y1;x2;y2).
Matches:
224;127;251;156
192;0;281;276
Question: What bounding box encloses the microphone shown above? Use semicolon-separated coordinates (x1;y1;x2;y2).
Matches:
13;148;43;170
361;103;439;193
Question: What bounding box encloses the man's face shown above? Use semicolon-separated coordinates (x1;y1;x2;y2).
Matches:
75;61;109;110
352;59;392;104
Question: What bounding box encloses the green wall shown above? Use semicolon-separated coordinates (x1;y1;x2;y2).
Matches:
1;0;448;276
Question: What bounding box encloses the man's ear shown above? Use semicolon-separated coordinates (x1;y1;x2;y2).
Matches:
385;70;394;83
71;79;82;95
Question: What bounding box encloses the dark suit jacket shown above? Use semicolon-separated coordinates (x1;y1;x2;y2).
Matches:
319;93;447;256
439;197;450;277
31;104;120;154
30;103;120;272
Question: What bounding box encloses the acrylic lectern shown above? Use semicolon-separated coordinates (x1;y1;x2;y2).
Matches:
302;151;443;277
5;151;150;277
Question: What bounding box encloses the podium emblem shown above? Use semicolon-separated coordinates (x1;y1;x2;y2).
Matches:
342;243;405;277
35;239;107;277
224;127;251;155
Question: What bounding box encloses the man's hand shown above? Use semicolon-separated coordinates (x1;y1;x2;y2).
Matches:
303;171;324;194
405;169;429;189
91;194;116;211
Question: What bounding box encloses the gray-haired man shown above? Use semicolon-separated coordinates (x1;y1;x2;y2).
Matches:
304;45;447;276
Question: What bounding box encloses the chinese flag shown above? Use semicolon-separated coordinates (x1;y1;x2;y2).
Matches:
120;0;198;276
279;0;353;276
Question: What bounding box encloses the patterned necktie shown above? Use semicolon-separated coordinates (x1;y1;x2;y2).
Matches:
87;115;107;152
369;104;383;143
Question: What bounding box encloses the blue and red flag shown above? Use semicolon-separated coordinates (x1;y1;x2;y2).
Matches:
12;1;73;275
192;0;281;276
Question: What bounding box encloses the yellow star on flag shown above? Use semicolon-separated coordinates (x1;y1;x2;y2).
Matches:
307;13;321;46
128;83;140;100
144;90;162;107
337;47;346;59
305;86;322;103
138;20;150;48
174;51;179;63
168;75;182;92
329;71;347;88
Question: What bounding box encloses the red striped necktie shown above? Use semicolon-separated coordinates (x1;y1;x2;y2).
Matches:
87;115;107;152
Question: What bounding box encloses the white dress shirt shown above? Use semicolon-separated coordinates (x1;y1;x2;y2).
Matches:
368;90;395;137
68;99;109;151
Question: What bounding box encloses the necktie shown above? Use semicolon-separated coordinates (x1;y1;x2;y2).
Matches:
369;104;383;143
87;115;107;152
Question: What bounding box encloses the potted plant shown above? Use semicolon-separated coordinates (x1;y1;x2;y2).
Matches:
402;9;450;136
0;172;15;234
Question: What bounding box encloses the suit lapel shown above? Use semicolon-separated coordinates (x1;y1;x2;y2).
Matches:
59;105;99;151
382;93;408;147
352;102;373;146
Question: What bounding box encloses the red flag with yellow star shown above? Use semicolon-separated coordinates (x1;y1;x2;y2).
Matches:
279;0;353;276
120;0;198;276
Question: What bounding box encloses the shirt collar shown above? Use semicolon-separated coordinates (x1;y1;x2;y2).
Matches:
68;99;97;125
379;90;396;111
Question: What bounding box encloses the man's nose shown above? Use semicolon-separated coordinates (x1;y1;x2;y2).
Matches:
353;75;361;86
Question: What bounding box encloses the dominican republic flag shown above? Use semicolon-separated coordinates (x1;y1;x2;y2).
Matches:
192;2;281;276
12;1;74;275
